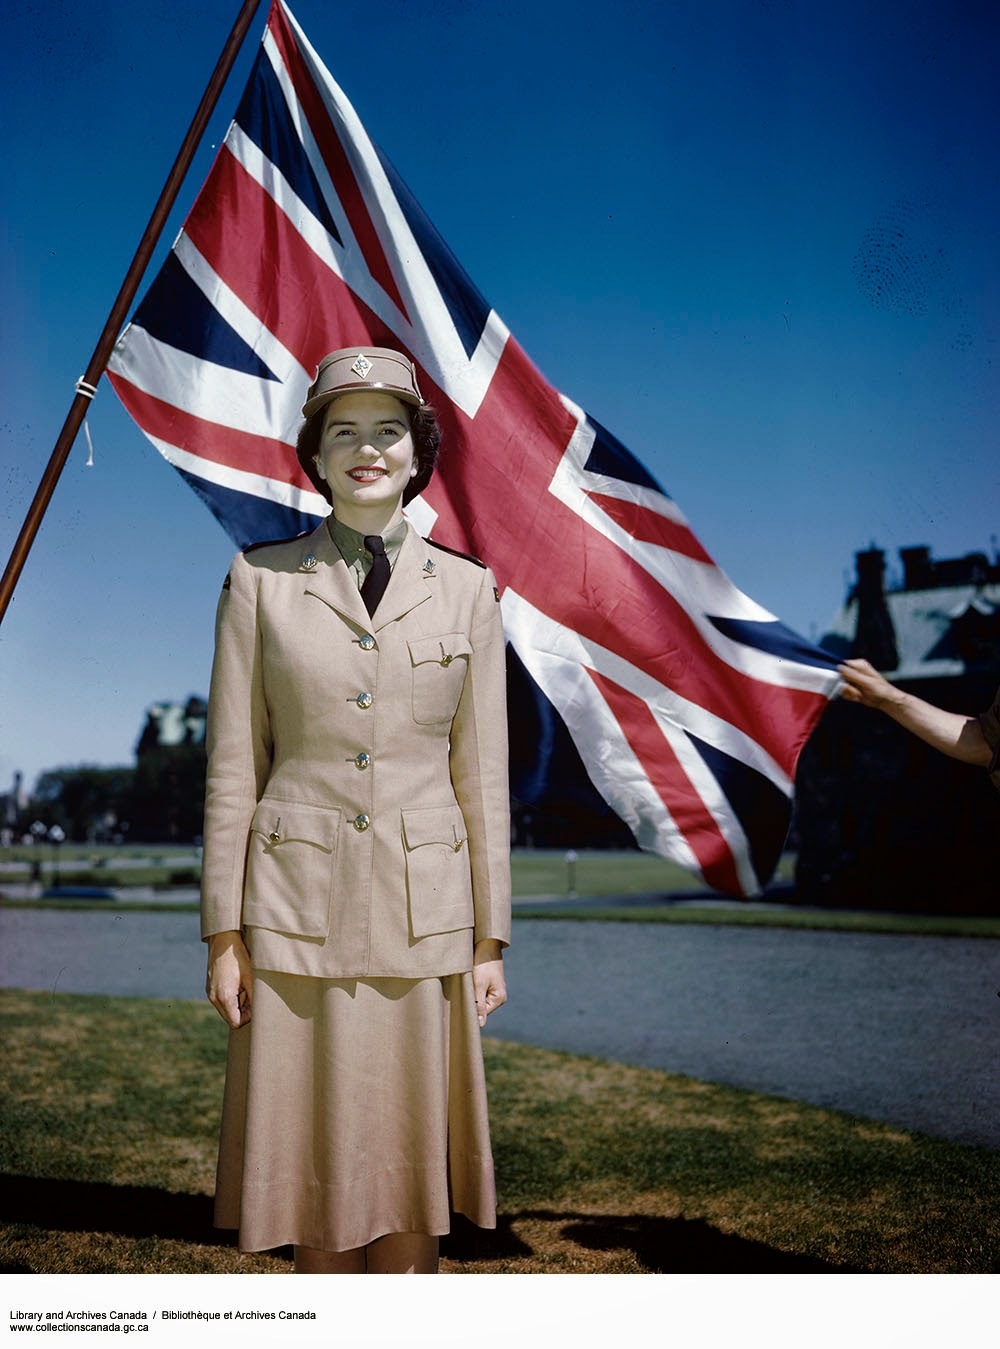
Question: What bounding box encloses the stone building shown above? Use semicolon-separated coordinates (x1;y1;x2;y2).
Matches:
135;697;207;755
794;545;1000;912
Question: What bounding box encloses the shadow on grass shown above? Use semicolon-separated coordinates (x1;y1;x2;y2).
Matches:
445;1211;853;1273
3;1175;852;1274
0;1172;290;1267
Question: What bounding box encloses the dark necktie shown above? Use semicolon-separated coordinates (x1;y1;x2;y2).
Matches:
360;535;390;617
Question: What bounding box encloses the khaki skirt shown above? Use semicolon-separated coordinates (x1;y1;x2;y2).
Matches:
213;970;496;1252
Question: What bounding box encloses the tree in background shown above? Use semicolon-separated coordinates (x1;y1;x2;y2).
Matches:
129;696;207;843
129;742;206;842
29;766;135;842
20;696;208;844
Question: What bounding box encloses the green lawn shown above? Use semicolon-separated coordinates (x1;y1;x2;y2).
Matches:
2;988;998;1274
511;904;1000;938
4;845;999;938
2;843;766;881
2;845;696;895
511;848;736;896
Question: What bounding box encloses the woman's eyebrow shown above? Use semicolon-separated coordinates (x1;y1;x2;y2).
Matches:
326;416;406;427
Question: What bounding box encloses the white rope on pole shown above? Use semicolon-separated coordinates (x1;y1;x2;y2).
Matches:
75;378;98;466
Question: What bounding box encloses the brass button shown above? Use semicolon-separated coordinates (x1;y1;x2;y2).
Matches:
353;813;371;832
355;692;373;709
354;752;371;770
268;829;281;845
442;653;453;666
359;634;376;651
453;838;464;852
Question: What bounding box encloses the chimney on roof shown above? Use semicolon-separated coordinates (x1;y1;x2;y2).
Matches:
851;547;899;671
899;545;932;591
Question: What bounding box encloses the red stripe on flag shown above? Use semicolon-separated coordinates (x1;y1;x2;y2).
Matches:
183;148;399;377
106;372;312;489
423;339;828;779
267;2;410;321
184;149;371;369
586;492;715;564
586;667;745;896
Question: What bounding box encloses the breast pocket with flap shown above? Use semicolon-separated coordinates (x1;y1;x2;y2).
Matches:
243;798;341;938
407;633;472;725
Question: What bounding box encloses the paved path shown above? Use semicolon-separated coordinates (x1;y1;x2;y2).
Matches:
2;907;998;1148
495;920;1000;1151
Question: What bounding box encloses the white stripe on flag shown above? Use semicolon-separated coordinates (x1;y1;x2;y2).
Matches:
502;588;764;895
108;328;304;443
552;402;840;697
143;431;328;517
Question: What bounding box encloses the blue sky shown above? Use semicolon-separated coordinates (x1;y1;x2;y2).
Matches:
2;0;998;795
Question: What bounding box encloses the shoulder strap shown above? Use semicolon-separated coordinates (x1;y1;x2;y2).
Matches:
242;530;312;555
424;536;486;568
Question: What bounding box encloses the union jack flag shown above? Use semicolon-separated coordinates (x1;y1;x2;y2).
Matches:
107;0;840;897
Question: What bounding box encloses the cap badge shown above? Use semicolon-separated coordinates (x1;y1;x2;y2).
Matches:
351;353;373;379
423;558;436;575
300;553;318;573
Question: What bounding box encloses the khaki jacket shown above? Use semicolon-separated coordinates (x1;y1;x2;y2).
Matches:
200;519;511;978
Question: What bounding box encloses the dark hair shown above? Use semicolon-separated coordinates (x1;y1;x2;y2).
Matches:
295;399;441;507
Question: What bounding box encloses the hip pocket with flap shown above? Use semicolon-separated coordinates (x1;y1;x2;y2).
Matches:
243;799;341;938
402;804;473;938
408;633;472;725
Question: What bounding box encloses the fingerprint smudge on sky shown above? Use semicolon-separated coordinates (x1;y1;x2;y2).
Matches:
852;198;958;319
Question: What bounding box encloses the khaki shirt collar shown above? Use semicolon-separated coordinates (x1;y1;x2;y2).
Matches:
326;513;408;577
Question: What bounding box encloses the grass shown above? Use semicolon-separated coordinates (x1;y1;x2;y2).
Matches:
511;905;1000;938
14;866;201;889
4;898;999;940
1;845;199;862
0;846;779;893
4;845;1000;938
510;848;740;896
1;846;696;895
1;988;998;1275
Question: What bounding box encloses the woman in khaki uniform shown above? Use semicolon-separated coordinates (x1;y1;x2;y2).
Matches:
202;348;511;1274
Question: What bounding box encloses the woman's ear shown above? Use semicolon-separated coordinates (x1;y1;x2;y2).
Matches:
314;455;327;482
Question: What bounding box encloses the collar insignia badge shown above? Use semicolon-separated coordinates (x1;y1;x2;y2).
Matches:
423;559;436;575
300;553;318;573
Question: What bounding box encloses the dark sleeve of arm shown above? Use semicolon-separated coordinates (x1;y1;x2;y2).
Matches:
200;552;273;939
449;567;511;947
978;687;1000;793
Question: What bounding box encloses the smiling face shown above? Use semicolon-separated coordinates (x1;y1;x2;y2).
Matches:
314;390;418;531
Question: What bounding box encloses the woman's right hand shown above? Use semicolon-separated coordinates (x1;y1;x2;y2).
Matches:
206;930;253;1029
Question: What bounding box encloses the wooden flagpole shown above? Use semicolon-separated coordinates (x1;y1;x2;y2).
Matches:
0;0;264;627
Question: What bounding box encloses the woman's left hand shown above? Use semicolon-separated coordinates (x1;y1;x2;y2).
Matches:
473;939;507;1028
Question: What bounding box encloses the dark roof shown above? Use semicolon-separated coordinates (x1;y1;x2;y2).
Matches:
820;544;998;679
821;551;1000;679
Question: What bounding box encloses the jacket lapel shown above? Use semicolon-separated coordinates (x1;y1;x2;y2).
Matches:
301;518;434;632
301;519;371;629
